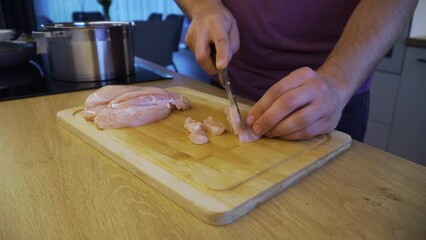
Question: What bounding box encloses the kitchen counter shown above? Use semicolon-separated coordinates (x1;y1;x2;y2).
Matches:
1;58;425;240
406;36;426;49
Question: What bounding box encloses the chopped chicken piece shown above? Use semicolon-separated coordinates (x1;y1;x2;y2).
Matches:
203;116;226;136
238;128;261;143
83;85;190;129
189;131;209;145
184;117;208;144
184;116;227;144
224;105;260;142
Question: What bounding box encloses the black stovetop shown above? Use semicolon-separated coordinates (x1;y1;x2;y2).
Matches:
0;55;172;102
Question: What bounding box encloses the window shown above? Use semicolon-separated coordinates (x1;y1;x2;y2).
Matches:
34;0;182;23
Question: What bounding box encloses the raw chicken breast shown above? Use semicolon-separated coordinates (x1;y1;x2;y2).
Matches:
83;104;109;121
184;117;208;144
224;105;260;142
83;85;148;120
83;85;191;129
94;105;172;129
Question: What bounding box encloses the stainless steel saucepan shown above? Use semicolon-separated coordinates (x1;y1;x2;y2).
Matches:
33;21;135;82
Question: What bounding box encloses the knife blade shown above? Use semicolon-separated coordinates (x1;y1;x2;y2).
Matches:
210;43;245;129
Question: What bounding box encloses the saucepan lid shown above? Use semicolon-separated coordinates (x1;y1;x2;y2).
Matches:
42;21;134;30
32;21;135;40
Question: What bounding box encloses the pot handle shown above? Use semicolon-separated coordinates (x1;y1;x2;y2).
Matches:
32;30;72;54
32;32;47;54
32;30;72;39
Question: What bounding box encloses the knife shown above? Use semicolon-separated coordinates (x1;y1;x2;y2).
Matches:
210;43;245;129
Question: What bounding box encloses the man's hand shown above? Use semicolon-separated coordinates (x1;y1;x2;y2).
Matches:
246;67;346;140
183;2;240;74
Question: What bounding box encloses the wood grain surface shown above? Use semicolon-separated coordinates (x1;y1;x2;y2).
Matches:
0;59;425;239
57;87;351;225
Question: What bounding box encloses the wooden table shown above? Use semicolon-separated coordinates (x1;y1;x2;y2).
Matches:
1;59;425;240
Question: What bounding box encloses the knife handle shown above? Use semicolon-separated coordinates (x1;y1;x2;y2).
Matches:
210;43;218;69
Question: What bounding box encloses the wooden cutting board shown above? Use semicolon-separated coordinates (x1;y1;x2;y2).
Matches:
57;86;351;225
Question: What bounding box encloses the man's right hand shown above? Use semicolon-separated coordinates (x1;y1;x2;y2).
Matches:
182;1;240;74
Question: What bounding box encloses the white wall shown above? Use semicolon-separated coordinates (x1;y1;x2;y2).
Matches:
410;0;426;37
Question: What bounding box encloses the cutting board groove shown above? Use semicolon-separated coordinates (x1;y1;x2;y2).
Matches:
57;86;351;225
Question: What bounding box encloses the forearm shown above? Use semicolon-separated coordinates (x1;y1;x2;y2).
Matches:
318;0;418;103
174;0;223;19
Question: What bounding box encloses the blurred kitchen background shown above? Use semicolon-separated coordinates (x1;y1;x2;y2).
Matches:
0;0;425;165
0;0;210;82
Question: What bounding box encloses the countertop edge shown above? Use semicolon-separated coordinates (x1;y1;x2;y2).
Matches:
406;37;426;49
